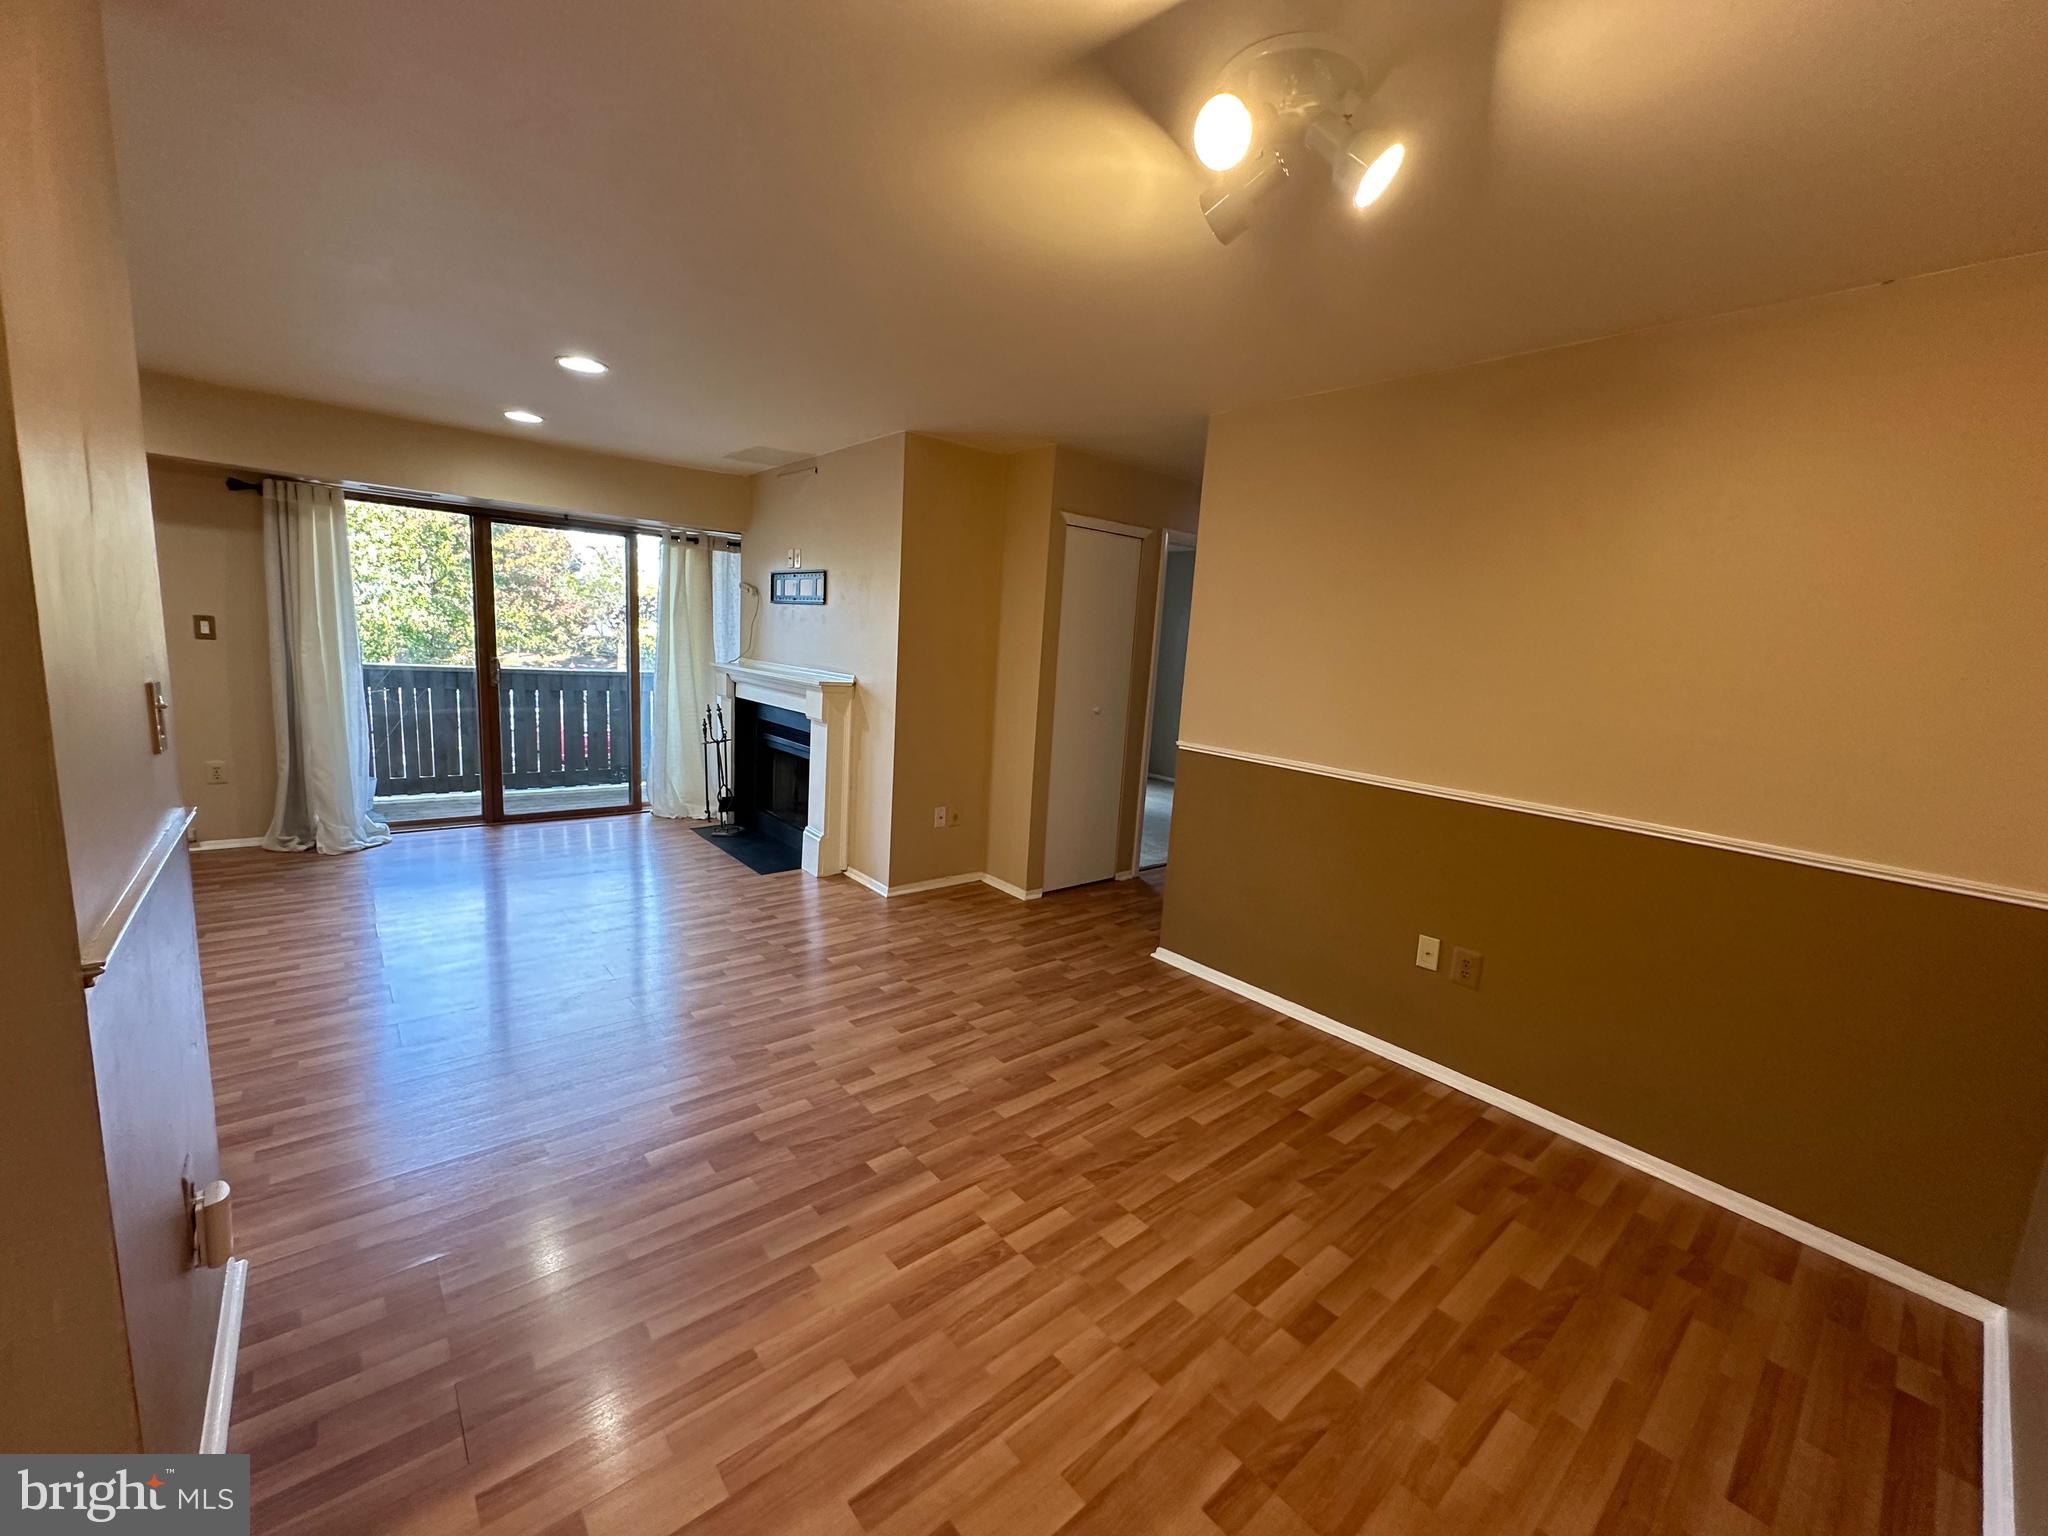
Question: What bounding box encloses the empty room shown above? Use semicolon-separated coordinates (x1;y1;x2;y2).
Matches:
3;2;2045;1534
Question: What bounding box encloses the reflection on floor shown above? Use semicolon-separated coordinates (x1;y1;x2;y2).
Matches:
190;818;1984;1536
1140;774;1173;868
375;782;637;822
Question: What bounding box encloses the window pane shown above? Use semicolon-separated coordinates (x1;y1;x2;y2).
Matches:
712;544;742;663
638;533;660;799
346;499;482;823
490;521;632;816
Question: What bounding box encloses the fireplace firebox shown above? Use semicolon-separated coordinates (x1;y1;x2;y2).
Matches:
736;700;812;853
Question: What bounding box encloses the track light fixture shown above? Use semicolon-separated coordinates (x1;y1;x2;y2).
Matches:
1192;91;1256;172
1189;33;1407;244
1199;149;1289;245
1303;113;1405;210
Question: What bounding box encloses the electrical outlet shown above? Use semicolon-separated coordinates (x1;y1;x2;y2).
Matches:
205;760;229;785
1450;947;1484;989
1415;934;1440;971
946;807;961;827
933;804;947;828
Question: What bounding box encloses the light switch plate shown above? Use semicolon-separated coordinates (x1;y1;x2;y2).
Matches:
933;805;947;828
1415;934;1440;971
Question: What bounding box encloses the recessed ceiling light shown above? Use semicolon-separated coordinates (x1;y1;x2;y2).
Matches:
555;354;608;375
504;409;544;425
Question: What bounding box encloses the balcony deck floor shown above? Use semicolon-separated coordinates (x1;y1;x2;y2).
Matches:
376;783;641;822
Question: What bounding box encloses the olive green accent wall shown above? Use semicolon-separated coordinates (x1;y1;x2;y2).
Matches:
1159;749;2048;1301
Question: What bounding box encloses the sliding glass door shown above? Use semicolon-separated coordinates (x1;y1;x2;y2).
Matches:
348;499;485;824
346;502;736;828
485;520;639;819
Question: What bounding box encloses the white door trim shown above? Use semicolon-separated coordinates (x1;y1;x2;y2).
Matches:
1129;529;1196;873
1060;511;1149;540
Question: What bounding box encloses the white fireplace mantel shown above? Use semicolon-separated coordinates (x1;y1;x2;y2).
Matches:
713;658;857;877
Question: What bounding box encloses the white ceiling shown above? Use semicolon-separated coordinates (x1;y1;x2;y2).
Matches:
103;0;2048;478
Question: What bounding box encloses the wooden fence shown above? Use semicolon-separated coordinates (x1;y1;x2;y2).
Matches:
363;663;653;796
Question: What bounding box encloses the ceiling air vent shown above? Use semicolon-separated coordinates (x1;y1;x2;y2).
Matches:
724;445;813;468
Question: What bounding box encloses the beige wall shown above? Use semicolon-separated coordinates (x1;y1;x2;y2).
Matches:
151;460;276;842
983;447;1058;892
142;371;749;535
7;44;183;941
890;436;1006;886
744;435;906;883
731;433;1194;894
1161;251;2048;1300
2015;1152;2048;1532
1182;253;2048;897
983;446;1199;892
1;0;223;1450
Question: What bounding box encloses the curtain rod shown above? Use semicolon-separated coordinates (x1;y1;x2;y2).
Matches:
222;475;740;545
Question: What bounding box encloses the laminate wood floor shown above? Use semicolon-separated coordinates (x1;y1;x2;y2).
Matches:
191;816;1982;1536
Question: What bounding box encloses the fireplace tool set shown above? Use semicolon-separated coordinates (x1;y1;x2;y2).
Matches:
700;701;738;831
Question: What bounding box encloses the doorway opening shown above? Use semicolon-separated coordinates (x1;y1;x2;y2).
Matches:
1137;533;1195;870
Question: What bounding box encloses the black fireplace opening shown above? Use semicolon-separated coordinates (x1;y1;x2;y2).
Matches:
736;700;812;854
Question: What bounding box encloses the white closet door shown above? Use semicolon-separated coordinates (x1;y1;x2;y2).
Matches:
1043;525;1142;891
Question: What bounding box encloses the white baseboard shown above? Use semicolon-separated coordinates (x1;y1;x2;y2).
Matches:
191;837;264;852
887;871;987;896
1151;947;1995;1320
845;868;1044;901
198;1257;248;1453
979;873;1041;901
844;869;984;898
1983;1309;2016;1536
1150;945;2018;1520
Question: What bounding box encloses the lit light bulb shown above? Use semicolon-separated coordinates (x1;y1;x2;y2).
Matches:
1351;142;1405;208
556;354;608;375
503;409;544;425
1192;92;1255;172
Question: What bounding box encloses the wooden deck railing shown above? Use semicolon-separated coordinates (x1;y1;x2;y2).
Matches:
363;663;653;796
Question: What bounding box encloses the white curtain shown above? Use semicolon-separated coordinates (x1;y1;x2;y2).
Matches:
648;536;716;819
259;479;391;855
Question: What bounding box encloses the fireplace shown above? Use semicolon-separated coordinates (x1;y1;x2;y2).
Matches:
714;659;855;878
736;699;812;854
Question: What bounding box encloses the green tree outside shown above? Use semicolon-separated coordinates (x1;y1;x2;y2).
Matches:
347;500;627;669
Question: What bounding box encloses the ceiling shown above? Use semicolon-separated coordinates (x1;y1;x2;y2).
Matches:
102;0;2048;479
